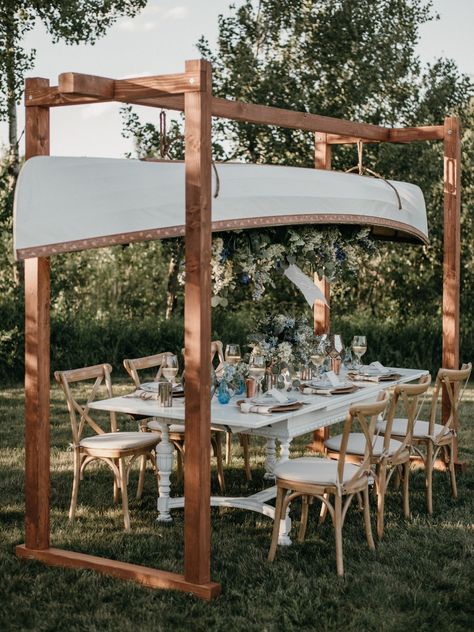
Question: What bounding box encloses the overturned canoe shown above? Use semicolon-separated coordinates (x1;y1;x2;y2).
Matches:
13;156;428;260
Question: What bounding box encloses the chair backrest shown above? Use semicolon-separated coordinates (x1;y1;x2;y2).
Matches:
181;340;225;372
429;363;472;438
123;352;174;388
54;363;115;446
383;374;432;455
337;392;389;489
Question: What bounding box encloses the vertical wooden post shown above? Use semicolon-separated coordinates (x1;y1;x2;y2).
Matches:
313;132;331;335
24;78;51;550
183;60;213;585
308;132;332;453
442;116;461;432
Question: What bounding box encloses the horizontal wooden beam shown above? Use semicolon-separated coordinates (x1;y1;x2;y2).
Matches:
114;73;200;100
58;72;114;99
389;126;445;143
16;545;221;601
325;134;381;145
57;71;200;102
212;97;389;141
25;84;106;107
24;72;445;145
325;125;444;144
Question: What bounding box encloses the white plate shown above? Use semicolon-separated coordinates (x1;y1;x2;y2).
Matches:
357;367;390;376
308;379;353;390
139;382;183;393
250;394;298;406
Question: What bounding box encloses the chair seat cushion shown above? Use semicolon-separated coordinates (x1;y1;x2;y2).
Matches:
147;420;185;434
325;433;406;457
274;457;360;486
376;418;452;440
80;431;159;451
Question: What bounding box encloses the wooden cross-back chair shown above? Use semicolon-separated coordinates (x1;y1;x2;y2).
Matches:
377;363;471;514
54;363;160;530
123;347;226;493
268;393;389;576
123;351;174;388
325;376;432;538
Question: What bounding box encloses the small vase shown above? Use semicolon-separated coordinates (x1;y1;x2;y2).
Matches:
217;380;231;404
233;374;245;395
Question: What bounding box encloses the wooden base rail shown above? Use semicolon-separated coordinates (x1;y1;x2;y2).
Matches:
16;545;221;601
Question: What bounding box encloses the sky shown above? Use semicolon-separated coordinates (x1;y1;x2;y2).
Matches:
1;0;472;158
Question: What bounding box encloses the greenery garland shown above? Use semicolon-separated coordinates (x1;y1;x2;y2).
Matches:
209;225;378;305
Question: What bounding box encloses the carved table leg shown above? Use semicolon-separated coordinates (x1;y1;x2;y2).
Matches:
264;438;277;480
155;421;174;522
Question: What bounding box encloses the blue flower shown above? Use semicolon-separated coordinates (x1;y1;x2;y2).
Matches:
335;245;346;262
240;273;250;285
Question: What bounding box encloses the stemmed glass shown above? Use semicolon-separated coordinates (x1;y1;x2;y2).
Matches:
310;335;327;380
351;335;367;369
248;354;266;398
225;344;241;365
161;354;179;386
327;335;344;374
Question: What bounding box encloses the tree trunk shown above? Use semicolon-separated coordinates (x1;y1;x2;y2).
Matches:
5;21;19;176
165;240;184;319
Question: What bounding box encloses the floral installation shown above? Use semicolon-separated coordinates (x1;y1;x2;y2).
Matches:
171;225;377;305
249;312;315;368
209;225;377;304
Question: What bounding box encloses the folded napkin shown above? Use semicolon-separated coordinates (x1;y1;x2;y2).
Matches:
124;385;183;400
240;402;273;415
124;389;158;400
350;362;400;382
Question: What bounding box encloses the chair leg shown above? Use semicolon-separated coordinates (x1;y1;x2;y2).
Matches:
392;465;401;491
426;442;434;515
298;495;309;543
240;434;252;481
334;494;344;577
136;454;146;500
119;458;131;531
319;493;329;524
402;460;410;518
268;486;285;562
225;432;232;465
113;458;119;503
376;464;386;540
174;441;184;484
448;442;458;499
363;485;375;551
213;433;226;494
69;450;82;521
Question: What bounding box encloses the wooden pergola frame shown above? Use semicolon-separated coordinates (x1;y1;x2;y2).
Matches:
16;59;461;601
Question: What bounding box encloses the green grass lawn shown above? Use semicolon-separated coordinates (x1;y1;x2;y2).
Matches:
1;380;473;631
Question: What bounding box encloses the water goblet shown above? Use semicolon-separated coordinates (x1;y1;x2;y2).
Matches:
351;335;367;369
161;354;178;385
310;335;328;380
327;334;344;375
248;354;266;398
225;344;241;365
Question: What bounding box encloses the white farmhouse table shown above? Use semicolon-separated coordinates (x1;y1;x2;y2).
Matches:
90;367;428;544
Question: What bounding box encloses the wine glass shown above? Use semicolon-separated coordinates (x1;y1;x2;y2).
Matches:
225;344;241;365
310;335;328;381
248;354;266;398
162;354;178;385
351;335;367;369
327;335;344;375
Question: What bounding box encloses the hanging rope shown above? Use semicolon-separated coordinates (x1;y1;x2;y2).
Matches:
159;109;169;158
156;109;220;197
212;161;220;198
346;140;402;210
